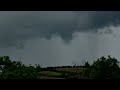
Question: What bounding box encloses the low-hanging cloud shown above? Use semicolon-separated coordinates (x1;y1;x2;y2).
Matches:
0;31;99;67
0;11;120;49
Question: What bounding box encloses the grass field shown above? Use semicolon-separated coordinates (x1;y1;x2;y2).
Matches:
38;67;87;79
39;67;86;79
39;76;65;79
55;67;87;74
39;71;62;77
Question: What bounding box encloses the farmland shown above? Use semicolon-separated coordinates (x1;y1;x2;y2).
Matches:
38;67;87;79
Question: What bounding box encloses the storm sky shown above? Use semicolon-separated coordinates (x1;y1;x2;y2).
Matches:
0;11;120;67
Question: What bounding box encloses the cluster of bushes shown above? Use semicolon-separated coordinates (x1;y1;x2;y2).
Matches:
0;56;41;79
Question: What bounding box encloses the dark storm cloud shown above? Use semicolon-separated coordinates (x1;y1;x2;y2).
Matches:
73;11;120;31
0;11;120;48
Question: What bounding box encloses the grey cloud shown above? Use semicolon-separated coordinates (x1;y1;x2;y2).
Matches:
0;11;120;48
73;11;120;31
0;11;77;48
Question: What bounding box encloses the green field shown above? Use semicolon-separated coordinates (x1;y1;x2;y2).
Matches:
39;76;65;79
55;67;87;73
39;71;62;77
37;67;87;79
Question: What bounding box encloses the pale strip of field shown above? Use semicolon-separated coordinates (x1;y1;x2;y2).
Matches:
39;71;62;77
55;67;87;73
39;76;65;79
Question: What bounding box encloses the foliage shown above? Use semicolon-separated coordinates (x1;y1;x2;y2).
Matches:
0;56;39;79
84;61;90;68
0;55;120;79
83;55;120;79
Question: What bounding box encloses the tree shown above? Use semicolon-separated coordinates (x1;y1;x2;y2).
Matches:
0;57;4;65
0;56;40;79
83;55;120;79
84;61;90;68
35;64;42;72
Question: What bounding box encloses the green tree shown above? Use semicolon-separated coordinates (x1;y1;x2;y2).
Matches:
0;56;40;79
83;55;120;79
84;61;90;68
